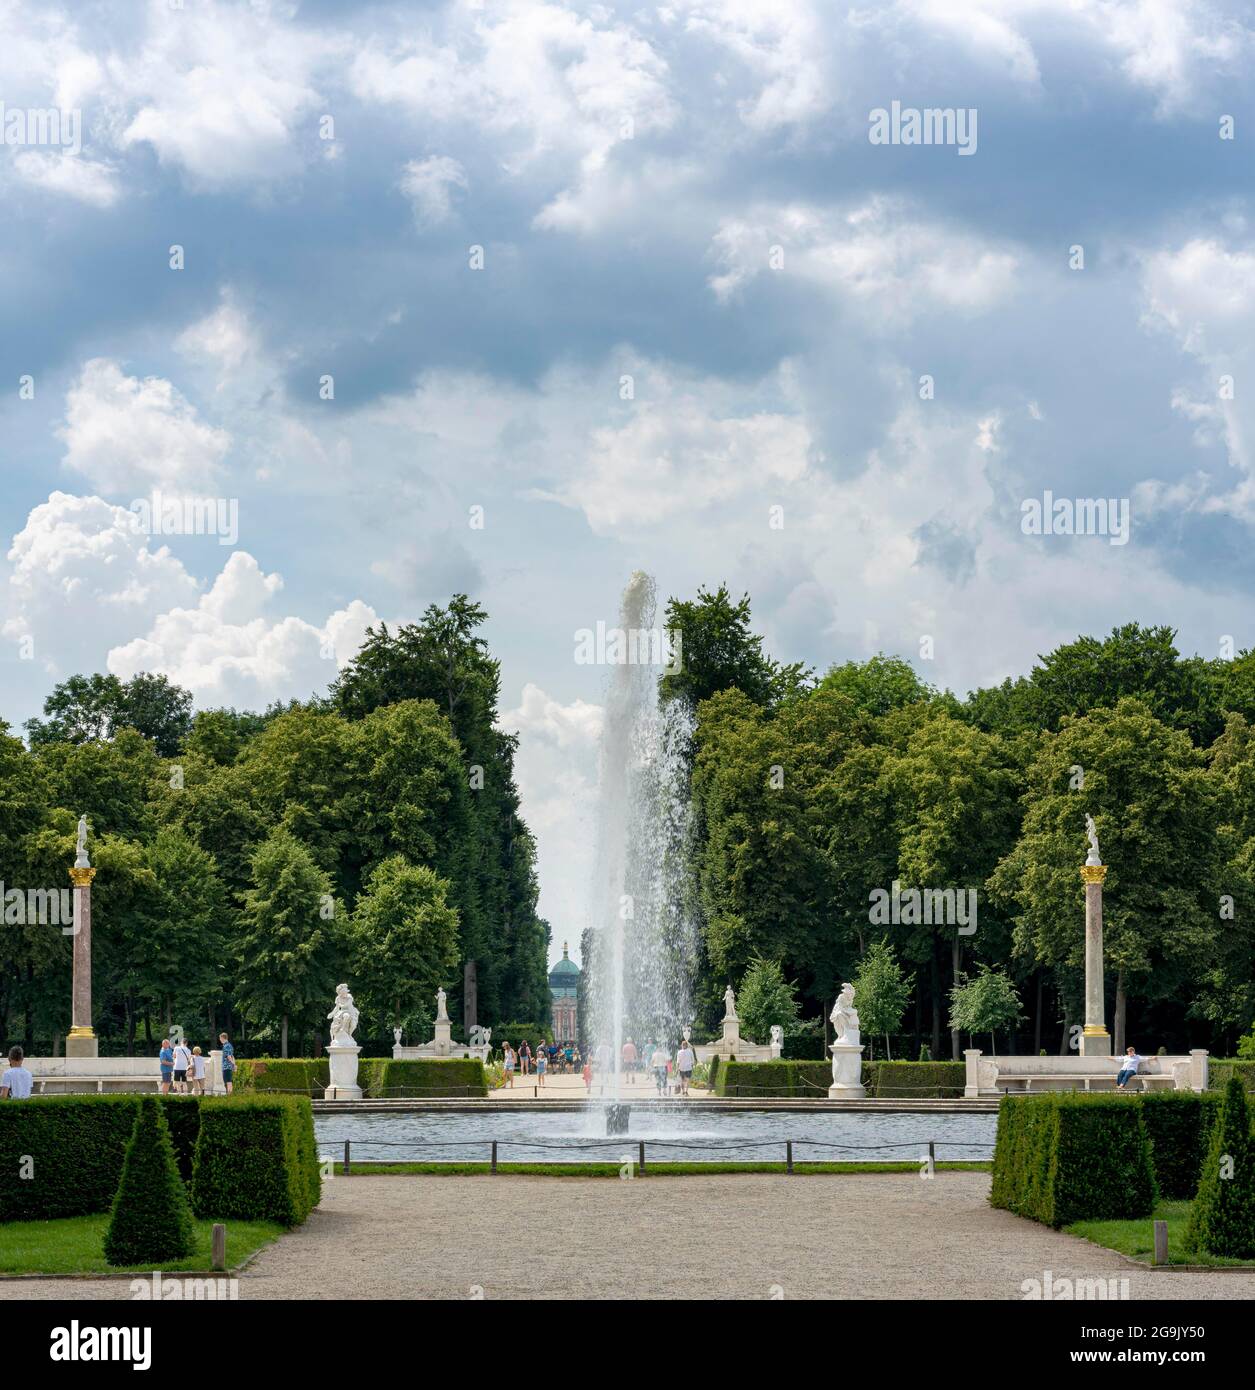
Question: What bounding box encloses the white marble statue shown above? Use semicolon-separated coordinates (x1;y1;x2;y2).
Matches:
327;983;359;1048
75;815;90;868
723;985;738;1020
830;983;860;1047
1085;813;1102;866
770;1024;784;1048
436;986;449;1021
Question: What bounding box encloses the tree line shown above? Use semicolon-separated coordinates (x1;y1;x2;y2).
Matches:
0;597;550;1056
660;589;1255;1060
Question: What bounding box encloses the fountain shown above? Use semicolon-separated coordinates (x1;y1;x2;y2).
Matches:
586;572;698;1112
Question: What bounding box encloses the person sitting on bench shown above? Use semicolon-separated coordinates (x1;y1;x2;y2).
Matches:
1115;1046;1144;1089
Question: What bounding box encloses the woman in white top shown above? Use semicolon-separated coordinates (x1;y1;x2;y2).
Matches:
191;1046;207;1095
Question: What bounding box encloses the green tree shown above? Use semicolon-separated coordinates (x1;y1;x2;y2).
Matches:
949;965;1022;1054
236;830;341;1056
349;857;460;1029
736;957;801;1042
103;1097;195;1265
852;940;912;1059
1186;1077;1255;1258
819;655;936;718
26;672;192;756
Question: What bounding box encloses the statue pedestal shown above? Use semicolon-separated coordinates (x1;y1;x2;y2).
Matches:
828;1043;866;1099
719;1019;741;1051
431;1019;453;1057
325;1045;362;1100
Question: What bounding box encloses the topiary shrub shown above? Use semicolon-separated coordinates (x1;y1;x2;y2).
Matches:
103;1096;195;1267
1186;1077;1255;1258
1209;1061;1255;1093
359;1058;487;1098
867;1061;965;1098
715;1061;830;1097
0;1095;140;1221
1137;1091;1221;1200
234;1058;330;1095
191;1095;320;1227
990;1094;1156;1228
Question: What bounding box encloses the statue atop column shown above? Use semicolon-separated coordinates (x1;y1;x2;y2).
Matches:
830;983;860;1047
327;984;359;1048
436;986;449;1021
75;815;90;868
723;985;737;1021
1085;813;1102;867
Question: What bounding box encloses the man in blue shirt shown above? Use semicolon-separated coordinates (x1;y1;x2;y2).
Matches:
158;1038;174;1094
218;1033;236;1094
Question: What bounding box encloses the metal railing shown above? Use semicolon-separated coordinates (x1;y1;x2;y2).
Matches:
322;1135;994;1174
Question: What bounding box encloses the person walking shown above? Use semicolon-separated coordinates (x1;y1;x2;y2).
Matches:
191;1046;207;1096
621;1037;637;1085
158;1038;174;1095
1115;1046;1144;1090
520;1040;532;1076
503;1042;516;1088
582;1056;593;1094
676;1038;695;1096
0;1046;33;1099
172;1037;192;1094
650;1043;669;1096
218;1033;235;1094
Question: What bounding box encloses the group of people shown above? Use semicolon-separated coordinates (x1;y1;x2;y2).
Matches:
499;1039;580;1086
495;1036;697;1095
158;1032;236;1095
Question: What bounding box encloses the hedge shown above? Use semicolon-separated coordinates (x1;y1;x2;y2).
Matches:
190;1095;319;1227
359;1058;487;1098
103;1096;195;1266
235;1057;330;1095
1138;1091;1221;1199
0;1093;319;1227
1210;1061;1255;1093
1186;1077;1255;1258
990;1094;1157;1227
865;1061;965;1098
714;1061;831;1097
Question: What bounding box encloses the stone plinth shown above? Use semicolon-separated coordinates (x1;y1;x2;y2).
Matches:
325;1045;362;1100
828;1042;866;1099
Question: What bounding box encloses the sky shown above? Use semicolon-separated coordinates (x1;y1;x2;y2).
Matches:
2;0;1255;963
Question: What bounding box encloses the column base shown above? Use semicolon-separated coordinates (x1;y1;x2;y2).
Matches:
1079;1027;1111;1057
65;1028;98;1059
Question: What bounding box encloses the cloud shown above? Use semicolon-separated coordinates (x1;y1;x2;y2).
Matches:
398;155;467;227
708;198;1020;322
10;151;120;206
58;358;231;494
106;551;378;708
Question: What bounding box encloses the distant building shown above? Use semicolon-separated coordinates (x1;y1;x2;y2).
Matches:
549;941;579;1043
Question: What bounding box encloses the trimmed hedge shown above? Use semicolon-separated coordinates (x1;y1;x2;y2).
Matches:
990;1094;1157;1228
0;1092;319;1227
360;1058;487;1098
235;1058;330;1095
712;1059;965;1098
190;1095;319;1227
0;1095;144;1221
103;1096;195;1266
714;1061;831;1097
1210;1061;1255;1093
1138;1091;1221;1199
865;1061;965;1098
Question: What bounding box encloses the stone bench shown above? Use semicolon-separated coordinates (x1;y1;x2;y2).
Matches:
964;1049;1208;1098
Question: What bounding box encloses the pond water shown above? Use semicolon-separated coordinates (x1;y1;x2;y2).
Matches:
314;1105;998;1165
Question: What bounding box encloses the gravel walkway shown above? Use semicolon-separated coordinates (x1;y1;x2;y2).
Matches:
6;1173;1255;1300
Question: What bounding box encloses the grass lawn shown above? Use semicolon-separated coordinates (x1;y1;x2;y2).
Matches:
339;1160;992;1177
1066;1200;1255;1268
0;1214;285;1276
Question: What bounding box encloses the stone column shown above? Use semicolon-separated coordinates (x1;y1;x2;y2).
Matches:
66;865;98;1059
1080;863;1110;1056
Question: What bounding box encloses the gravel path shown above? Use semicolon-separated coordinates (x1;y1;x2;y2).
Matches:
6;1173;1255;1300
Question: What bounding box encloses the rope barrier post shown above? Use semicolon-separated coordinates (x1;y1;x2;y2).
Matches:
491;1141;498;1174
786;1140;793;1173
639;1140;646;1174
343;1140;350;1176
928;1140;935;1170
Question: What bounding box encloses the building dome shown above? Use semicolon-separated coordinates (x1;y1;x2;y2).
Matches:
549;942;580;998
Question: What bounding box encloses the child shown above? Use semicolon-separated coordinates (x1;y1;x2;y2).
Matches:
582;1058;593;1094
191;1046;207;1096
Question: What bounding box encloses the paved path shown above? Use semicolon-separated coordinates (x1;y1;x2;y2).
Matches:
6;1173;1255;1300
490;1071;703;1100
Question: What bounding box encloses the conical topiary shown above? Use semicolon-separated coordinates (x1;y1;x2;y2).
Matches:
1185;1077;1255;1259
103;1096;196;1267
